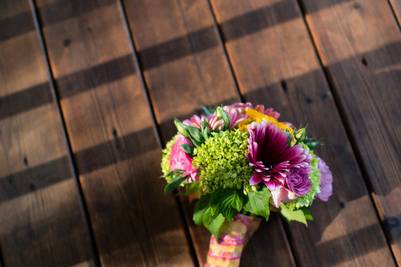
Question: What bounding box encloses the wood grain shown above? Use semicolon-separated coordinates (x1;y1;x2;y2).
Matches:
123;0;295;266
36;0;194;265
300;0;401;263
210;0;396;265
0;0;96;266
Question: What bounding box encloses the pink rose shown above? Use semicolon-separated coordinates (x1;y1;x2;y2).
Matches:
170;135;198;182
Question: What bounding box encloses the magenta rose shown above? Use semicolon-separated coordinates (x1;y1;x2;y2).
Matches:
170;135;199;182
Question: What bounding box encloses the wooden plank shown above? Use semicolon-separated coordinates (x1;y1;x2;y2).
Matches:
300;0;401;263
0;0;96;266
36;0;194;265
0;0;116;43
123;0;295;266
210;0;396;266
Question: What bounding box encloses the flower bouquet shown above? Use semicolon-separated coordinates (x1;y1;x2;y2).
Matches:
161;103;333;267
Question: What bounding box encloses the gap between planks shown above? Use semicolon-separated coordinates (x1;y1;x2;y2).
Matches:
205;0;244;103
204;0;299;265
294;0;399;264
116;0;200;266
207;0;398;265
28;0;102;265
387;0;401;31
0;244;4;267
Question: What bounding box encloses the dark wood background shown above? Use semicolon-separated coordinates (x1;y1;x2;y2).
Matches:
0;0;400;266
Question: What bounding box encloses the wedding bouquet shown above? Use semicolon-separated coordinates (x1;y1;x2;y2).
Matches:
161;102;333;267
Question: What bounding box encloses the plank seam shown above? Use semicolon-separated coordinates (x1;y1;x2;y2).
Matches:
295;0;398;264
116;0;163;147
0;243;5;267
116;1;200;266
205;1;298;266
205;0;244;103
387;0;401;31
28;0;102;265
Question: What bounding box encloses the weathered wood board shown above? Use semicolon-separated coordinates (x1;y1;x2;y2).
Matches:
301;0;401;263
36;0;194;265
0;0;96;266
123;0;295;266
0;0;400;266
210;0;396;265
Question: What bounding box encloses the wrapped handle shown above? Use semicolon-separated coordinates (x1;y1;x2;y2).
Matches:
205;214;261;267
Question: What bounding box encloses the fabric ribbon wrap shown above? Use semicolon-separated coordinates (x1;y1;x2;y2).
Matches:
205;214;261;267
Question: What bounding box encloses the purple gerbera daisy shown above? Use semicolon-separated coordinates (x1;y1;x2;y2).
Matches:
247;121;311;205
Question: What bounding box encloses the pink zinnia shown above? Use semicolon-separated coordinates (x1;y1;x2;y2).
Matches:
170;135;198;182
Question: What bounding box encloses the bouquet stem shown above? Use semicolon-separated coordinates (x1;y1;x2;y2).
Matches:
205;214;261;267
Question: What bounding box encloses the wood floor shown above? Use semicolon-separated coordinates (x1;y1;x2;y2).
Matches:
0;0;400;266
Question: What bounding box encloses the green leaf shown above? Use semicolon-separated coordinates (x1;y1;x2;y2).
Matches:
243;188;271;220
301;207;313;221
193;194;211;225
287;133;293;147
280;205;308;225
187;126;203;146
226;192;243;212
180;144;193;155
216;106;230;130
304;137;319;150
295;128;306;141
211;189;244;221
174;119;189;137
202;206;217;226
200;120;211;140
202;106;215;116
184;182;200;196
193;208;204;225
164;176;186;193
207;214;226;239
163;170;183;183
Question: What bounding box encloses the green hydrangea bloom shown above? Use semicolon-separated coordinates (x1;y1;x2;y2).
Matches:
285;148;321;209
193;129;252;193
161;135;178;183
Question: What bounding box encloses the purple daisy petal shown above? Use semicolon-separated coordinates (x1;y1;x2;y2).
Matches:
247;121;312;206
250;173;264;186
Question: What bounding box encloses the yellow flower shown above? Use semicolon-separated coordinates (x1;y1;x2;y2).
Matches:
239;108;295;144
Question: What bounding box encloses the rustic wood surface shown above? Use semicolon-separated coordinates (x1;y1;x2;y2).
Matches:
301;0;401;263
122;0;295;266
0;0;400;266
210;0;396;266
0;0;96;266
35;0;194;266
